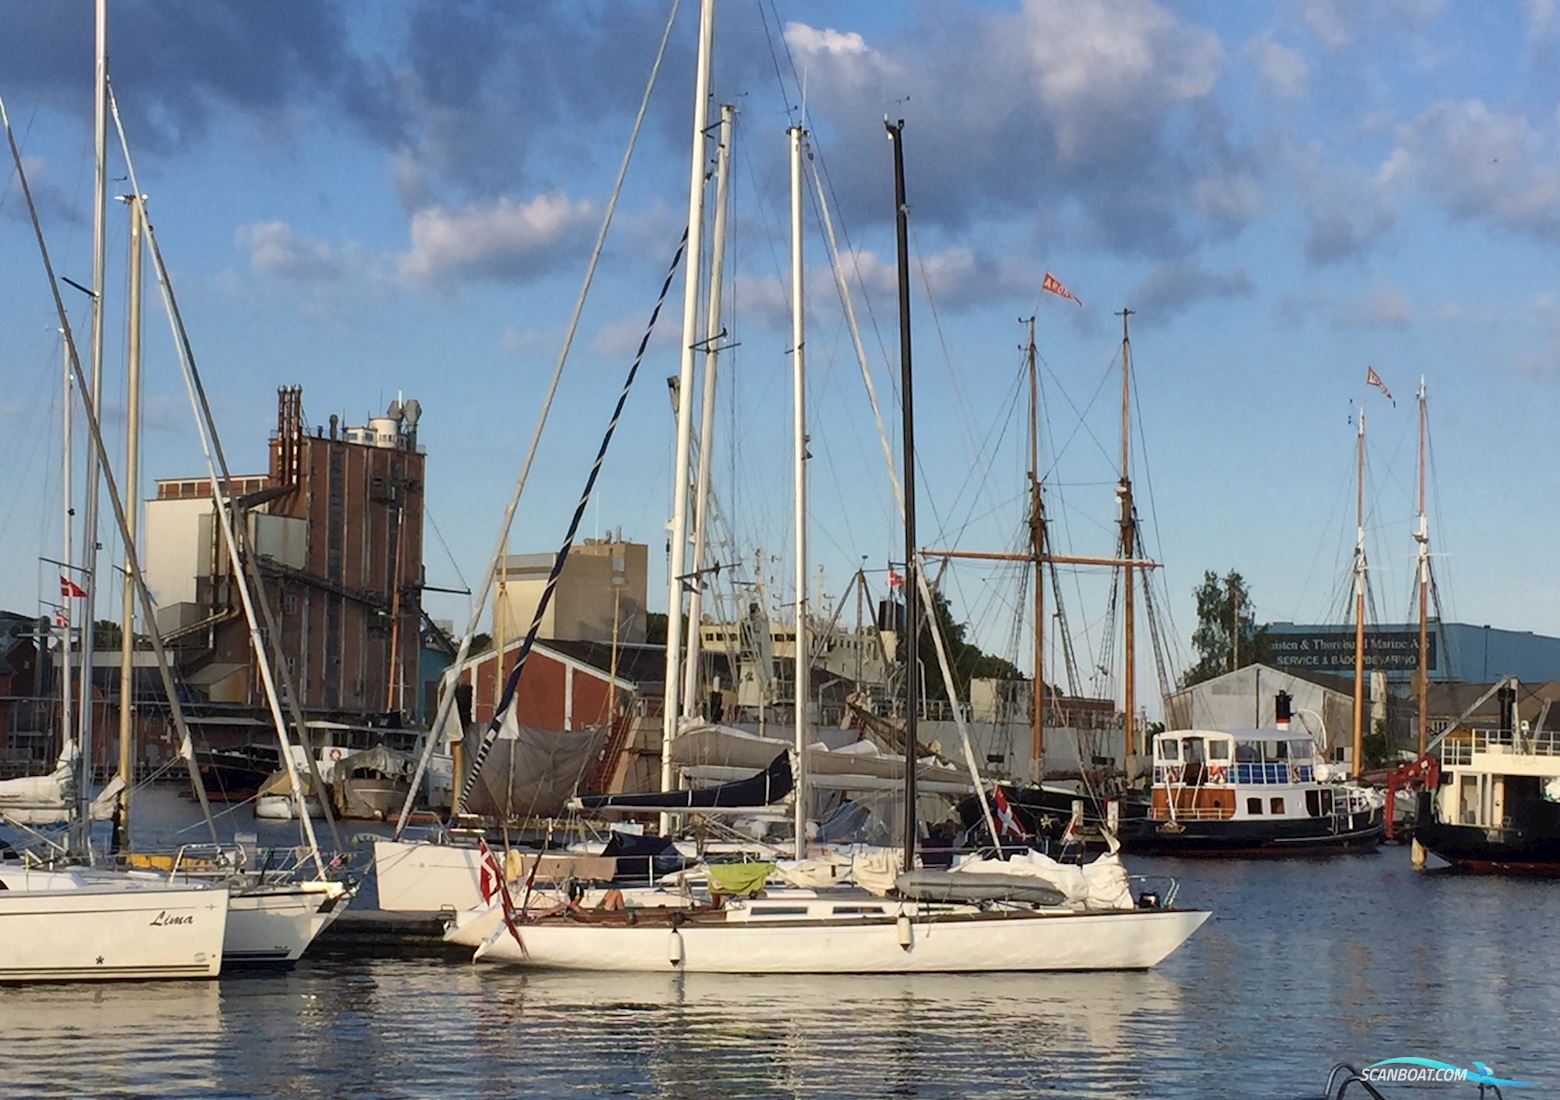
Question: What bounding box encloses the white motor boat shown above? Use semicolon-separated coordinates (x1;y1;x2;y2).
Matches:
0;866;230;982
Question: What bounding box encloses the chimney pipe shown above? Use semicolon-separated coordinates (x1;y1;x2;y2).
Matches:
1275;690;1292;731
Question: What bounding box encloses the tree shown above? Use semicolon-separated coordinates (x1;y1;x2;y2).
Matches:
1181;570;1269;687
914;589;1023;703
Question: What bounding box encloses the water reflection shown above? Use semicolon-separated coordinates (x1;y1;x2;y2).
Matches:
4;846;1560;1097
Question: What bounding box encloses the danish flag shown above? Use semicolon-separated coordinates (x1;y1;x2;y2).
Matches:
1041;272;1083;308
888;565;905;590
60;575;86;599
992;785;1030;842
478;837;527;952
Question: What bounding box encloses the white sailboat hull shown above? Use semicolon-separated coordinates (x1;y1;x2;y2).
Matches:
373;839;485;912
0;871;229;982
476;906;1209;973
224;881;352;965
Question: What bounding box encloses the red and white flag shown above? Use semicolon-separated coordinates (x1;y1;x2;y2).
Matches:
53;609;69;628
1041;271;1083;308
478;837;528;953
992;785;1030;842
887;565;905;590
59;575;86;599
1365;366;1394;406
477;837;504;904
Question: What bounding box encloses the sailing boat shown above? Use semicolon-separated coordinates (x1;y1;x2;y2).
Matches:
1398;383;1560;873
1;18;351;967
469;117;1208;974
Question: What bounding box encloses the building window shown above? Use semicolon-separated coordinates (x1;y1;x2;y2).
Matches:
1247;797;1263;815
284;656;297;677
283;593;298;614
1270;797;1285;815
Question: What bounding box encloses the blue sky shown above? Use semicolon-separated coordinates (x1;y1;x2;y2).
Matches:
2;0;1558;704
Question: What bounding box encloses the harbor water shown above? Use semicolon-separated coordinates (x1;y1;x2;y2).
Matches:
2;788;1555;1097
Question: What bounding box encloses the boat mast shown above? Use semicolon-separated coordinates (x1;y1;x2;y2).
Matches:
1116;308;1137;763
681;101;736;720
789;123;809;861
1352;406;1367;774
1025;317;1045;779
887;119;919;871
60;335;75;774
112;193;143;850
660;0;715;836
74;0;109;858
1416;377;1429;755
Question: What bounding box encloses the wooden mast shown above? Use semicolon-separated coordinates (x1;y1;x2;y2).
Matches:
113;193;144;850
887;119;919;872
1116;309;1137;761
1416;377;1430;755
1352;406;1367;774
1025;317;1045;779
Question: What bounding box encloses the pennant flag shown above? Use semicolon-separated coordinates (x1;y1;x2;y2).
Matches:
59;575;86;599
887;565;905;591
53;610;69;628
1041;271;1083;308
992;785;1031;842
1366;366;1395;406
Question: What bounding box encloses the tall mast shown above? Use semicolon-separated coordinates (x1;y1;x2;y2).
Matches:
59;335;75;772
1116;308;1136;762
1416;377;1429;755
75;0;109;858
887;119;918;871
1025;317;1045;779
660;0;715;836
113;193;143;849
681;102;736;719
788;123;809;861
1352;406;1367;774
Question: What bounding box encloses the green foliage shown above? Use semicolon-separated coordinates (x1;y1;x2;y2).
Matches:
916;589;1024;702
1181;570;1269;687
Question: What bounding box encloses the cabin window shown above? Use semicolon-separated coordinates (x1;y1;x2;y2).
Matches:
1160;739;1182;763
1247;797;1263;815
1235;742;1259;763
1265;740;1288;761
1185;738;1206;765
1289;739;1312;761
751;906;809;916
831;906;885;916
1208;740;1231;762
1270;797;1286;815
1306;790;1320;816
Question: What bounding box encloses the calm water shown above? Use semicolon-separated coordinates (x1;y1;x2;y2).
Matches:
4;791;1557;1097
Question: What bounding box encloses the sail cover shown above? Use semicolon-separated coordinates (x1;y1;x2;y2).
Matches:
574;750;792;813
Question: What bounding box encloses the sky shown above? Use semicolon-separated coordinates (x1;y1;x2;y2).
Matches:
2;0;1559;710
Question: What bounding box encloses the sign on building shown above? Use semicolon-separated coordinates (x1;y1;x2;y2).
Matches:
1269;630;1436;672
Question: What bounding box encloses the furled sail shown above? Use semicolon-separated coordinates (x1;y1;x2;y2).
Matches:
572;750;792;814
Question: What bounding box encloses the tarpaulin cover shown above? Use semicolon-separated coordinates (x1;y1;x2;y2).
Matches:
462;724;608;819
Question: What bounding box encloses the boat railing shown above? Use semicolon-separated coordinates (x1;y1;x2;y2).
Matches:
1443;726;1560;765
1146;806;1231;822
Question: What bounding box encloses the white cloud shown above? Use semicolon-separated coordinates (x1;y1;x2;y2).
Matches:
235;221;342;281
1384;99;1560;244
1131;260;1254;320
1195;170;1265;229
1302;0;1447;50
1247;34;1309;98
1338;279;1413;329
396;193;595;285
778;0;1244;255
